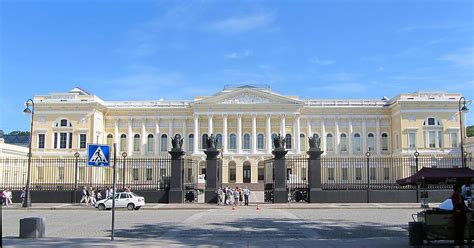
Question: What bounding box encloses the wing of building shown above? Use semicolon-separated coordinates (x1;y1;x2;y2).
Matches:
29;85;465;184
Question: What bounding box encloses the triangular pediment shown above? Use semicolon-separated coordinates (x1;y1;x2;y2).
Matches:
194;88;303;105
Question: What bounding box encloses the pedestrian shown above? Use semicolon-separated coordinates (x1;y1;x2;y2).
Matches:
96;189;102;201
20;187;26;204
233;188;239;207
89;188;96;206
226;187;232;205
452;184;468;247
79;186;88;205
217;187;223;205
223;186;228;205
105;186;111;199
1;189;6;207
243;187;251;206
6;188;13;205
238;187;243;206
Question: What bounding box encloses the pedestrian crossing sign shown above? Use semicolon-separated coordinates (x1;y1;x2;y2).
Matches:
87;144;110;166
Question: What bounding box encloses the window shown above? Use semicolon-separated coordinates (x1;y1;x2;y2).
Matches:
188;134;194;152
428;118;435;125
285;134;292;149
147;134;154;152
146;168;153;181
69;132;73;149
120;134;127;151
229;134;236;150
54;133;58;149
370;167;376;181
202;134;208;149
257;134;265;150
328;167;335;180
229;162;236;182
60;119;68;127
353;133;361;152
80;134;87;149
60;133;67;149
161;134;168;151
132;168;139;181
438;131;443;148
243;133;251;150
429;131;436;148
368;133;375;151
134;134;140;152
326;134;333;152
107;134;113;147
58;166;65;180
356;167;362;181
408;132;416;149
300;134;305;152
383;168;389;180
451;132;459;148
340;134;347;152
216;134;222;149
38;134;45;149
381;133;388;151
342;167;348;181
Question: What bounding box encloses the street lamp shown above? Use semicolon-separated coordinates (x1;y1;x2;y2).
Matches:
365;151;371;203
73;152;80;204
414;151;420;203
459;97;469;168
22;99;34;208
122;152;127;190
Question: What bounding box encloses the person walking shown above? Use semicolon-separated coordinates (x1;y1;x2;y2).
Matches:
233;188;239;207
226;187;232;205
20;187;26;205
1;189;6;207
217;187;223;205
79;186;88;205
452;184;468;247
243;187;251;206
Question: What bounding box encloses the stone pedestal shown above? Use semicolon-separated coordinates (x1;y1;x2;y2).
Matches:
272;148;288;203
20;217;45;239
204;148;220;203
307;148;324;203
168;150;185;203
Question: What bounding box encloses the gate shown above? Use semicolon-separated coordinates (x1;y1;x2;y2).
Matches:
264;159;274;202
286;157;309;203
184;159;199;203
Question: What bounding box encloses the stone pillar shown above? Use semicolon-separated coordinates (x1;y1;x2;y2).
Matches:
335;118;340;155
266;114;272;154
376;118;381;154
349;118;353;155
204;148;220;203
208;115;213;135
168;148;185;203
307;147;324;203
168;119;173;150
114;119;119;147
272;147;288;203
182;119;187;153
141;119;146;156
127;119;133;156
362;118;367;153
295;115;301;154
280;114;286;137
193;115;199;154
252;114;257;154
223;115;228;154
321;119;326;152
307;119;312;138
237;114;242;154
155;120;160;156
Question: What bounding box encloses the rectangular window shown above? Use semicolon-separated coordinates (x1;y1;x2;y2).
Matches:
54;133;58;149
58;166;65;180
383;167;389;181
133;168;139;181
80;134;87;149
370;167;376;181
38;134;45;149
258;167;264;181
146;168;153;181
409;133;416;149
451;132;459;148
342;167;348;181
438;131;443;148
356;168;362;181
328;168;335;180
69;132;73;149
61;119;68;127
60;133;67;149
229;168;236;182
429;131;436;148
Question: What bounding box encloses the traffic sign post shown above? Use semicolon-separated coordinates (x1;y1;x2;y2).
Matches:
111;143;116;241
87;144;110;167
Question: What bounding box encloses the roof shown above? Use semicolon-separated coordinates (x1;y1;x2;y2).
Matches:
396;167;474;186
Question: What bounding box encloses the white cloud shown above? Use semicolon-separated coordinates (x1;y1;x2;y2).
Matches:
308;57;335;66
225;49;252;59
209;12;276;34
377;66;385;72
439;48;474;67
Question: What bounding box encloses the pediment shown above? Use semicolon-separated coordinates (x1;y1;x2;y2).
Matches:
194;88;302;105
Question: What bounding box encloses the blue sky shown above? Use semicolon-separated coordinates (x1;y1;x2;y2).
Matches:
0;0;473;133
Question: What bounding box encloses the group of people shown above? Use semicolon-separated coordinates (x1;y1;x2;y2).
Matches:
1;188;13;207
216;186;251;206
79;186;114;206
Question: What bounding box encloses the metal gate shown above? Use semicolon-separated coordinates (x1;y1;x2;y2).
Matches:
264;159;274;202
286;157;309;203
184;159;199;203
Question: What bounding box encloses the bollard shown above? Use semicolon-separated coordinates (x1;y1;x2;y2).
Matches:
20;217;45;238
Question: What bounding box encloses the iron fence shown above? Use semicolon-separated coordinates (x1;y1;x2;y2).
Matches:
286;157;309;202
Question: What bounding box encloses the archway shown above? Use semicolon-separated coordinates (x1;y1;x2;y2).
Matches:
243;161;251;183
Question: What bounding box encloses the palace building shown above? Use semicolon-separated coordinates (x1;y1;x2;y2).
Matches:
28;85;465;184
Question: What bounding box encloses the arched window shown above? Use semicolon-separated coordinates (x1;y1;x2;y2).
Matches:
107;134;113;147
285;134;292;149
188;134;194;152
134;134;140;152
368;133;375;151
161;134;168;152
257;133;265;150
381;133;389;151
243;133;251;150
353;133;361;152
216;134;222;149
120;134;127;151
300;133;305;152
147;134;154;152
326;134;334;151
271;133;277;149
202;134;208;149
340;133;347;152
229;134;236;150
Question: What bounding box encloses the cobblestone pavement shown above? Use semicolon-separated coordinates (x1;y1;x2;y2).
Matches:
1;207;456;247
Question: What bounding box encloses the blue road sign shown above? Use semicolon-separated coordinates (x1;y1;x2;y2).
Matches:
87;144;110;166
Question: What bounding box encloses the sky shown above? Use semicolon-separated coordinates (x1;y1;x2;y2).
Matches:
0;0;473;133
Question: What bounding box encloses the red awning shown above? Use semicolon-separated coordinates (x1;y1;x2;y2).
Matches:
396;167;474;186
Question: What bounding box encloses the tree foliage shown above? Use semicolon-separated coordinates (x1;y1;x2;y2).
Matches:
468;125;474;137
7;130;30;136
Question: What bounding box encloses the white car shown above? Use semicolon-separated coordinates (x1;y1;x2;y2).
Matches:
95;192;145;211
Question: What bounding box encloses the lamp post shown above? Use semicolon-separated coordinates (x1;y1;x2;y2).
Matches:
414;151;420;203
73;152;80;204
459;97;469;168
365;151;371;203
22;99;34;208
122;152;127;190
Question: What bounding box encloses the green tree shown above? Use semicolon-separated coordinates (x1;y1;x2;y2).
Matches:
7;130;30;136
468;125;474;137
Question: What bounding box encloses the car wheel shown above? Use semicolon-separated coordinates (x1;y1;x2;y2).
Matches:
134;206;141;210
98;204;106;210
127;203;135;211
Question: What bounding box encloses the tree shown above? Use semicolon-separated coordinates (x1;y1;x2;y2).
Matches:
7;130;30;136
468;125;474;137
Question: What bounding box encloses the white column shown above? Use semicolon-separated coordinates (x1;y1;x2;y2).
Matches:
237;114;242;154
349;118;353;155
141;119;146;156
155;120;160;156
114;119;119;146
127;119;133;156
362;118;367;153
307;119;312;138
223;115;228;154
295;115;301;154
252;114;257;154
168;119;173;150
335;118;339;155
266;114;272;154
376;118;381;154
321;118;326;152
280;114;286;137
182;119;187;152
193;115;199;154
208;114;213;135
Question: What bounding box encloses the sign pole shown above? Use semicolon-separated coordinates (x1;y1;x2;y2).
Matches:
111;143;117;241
